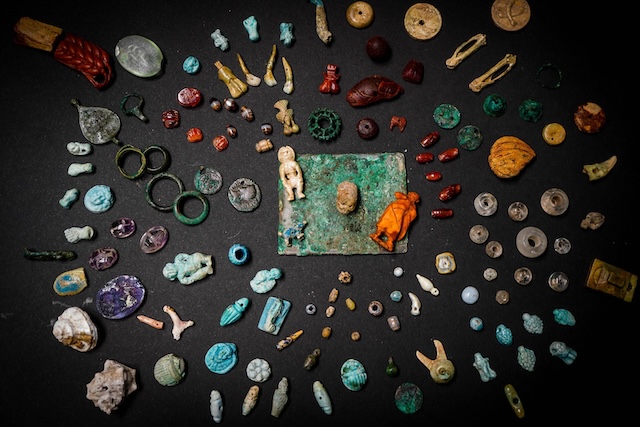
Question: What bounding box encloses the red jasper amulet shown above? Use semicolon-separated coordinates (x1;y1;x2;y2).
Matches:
319;64;341;94
438;147;459;162
425;171;442;181
402;59;424;84
421;131;440;148
416;153;434;164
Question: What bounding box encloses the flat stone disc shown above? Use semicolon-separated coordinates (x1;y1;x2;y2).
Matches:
194;166;223;195
491;0;531;31
458;125;483;150
115;35;164;78
395;382;423;414
433;104;460;129
404;3;442;40
228;178;261;212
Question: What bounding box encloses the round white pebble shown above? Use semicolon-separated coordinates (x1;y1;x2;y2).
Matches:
393;267;404;277
461;286;479;304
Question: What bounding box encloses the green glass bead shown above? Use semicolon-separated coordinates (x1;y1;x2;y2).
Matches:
386;356;399;377
483;94;507;117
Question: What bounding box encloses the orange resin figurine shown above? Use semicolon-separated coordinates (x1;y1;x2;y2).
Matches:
370;191;420;251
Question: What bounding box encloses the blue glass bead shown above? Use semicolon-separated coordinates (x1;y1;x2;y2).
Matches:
182;56;200;74
84;184;114;213
228;244;250;265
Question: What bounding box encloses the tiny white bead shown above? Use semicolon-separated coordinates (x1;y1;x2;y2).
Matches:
393;267;404;277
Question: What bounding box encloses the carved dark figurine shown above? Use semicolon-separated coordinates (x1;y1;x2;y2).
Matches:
346;75;404;107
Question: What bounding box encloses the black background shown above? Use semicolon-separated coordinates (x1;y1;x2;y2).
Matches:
1;1;636;426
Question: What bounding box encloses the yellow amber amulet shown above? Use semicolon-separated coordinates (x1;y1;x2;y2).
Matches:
504;384;525;418
542;123;566;145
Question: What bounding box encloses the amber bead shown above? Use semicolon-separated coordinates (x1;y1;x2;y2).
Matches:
186;127;203;142
438;147;459;162
421;131;440;148
431;208;453;219
177;87;202;107
161;109;180;129
438;184;461;201
402;59;424;84
415;153;434;164
356;118;379;139
425;171;442;181
212;135;229;151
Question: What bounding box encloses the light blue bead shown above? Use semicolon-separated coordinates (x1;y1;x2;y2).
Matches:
461;285;479;304
472;352;497;382
228;244;250;265
182;56;200;74
84;184;114;213
389;290;403;302
469;316;484;331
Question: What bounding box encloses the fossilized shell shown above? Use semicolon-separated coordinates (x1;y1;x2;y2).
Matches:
313;380;332;415
52;306;98;352
86;359;137;415
540;188;569;216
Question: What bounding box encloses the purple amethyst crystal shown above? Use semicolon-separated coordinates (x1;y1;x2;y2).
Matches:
96;275;146;319
139;225;169;254
89;247;119;271
110;218;136;238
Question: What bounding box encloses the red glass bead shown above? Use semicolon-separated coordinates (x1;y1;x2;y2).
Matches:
415;152;434;164
212;135;229;151
161;109;180;129
438;184;461;201
438;147;459;162
177;87;202;107
426;171;442;181
186;127;203;143
420;131;440;148
431;209;453;219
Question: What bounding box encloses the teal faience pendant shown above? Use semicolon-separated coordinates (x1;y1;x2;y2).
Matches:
220;297;250;326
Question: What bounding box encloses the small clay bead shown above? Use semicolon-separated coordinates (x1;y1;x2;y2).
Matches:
328;288;339;303
356;118;379;139
322;327;332;338
326;306;335;317
345;298;356;311
351;331;361;341
368;300;383;316
387;315;400;331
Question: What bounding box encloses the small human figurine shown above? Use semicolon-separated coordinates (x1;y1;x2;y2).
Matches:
370;191;420;251
319;64;340;94
162;252;214;285
278;146;305;201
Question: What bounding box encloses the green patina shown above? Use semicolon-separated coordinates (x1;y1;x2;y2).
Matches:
278;152;408;256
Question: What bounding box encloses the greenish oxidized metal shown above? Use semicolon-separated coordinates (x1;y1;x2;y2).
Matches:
278;152;408;255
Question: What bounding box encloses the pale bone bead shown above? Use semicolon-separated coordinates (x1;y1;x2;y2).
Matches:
325;306;335;317
345;298;356;311
328;288;339;303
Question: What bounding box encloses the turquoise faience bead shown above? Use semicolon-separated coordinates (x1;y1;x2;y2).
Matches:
472;352;497;382
220;297;250;326
84;185;114;213
154;353;185;386
257;296;291;335
390;290;403;302
340;358;367;391
182;56;200;74
517;345;536;371
228;244;250;265
522;313;543;334
553;308;576;326
205;342;238;374
495;324;513;346
210;29;229;51
549;341;577;365
469;316;484;331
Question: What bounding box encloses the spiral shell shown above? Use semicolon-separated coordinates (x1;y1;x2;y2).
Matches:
52;306;98;352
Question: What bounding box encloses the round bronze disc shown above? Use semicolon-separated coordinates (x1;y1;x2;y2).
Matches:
404;3;442;40
491;0;531;31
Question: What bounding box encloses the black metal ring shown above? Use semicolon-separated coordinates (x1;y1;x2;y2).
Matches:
536;63;562;89
145;172;185;212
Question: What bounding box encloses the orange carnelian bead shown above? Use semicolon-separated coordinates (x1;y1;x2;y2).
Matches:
186;127;203;142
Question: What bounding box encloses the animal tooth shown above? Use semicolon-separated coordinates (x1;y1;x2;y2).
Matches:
416;274;440;296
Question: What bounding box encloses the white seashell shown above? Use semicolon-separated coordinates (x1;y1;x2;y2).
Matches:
52;306;98;352
86;359;137;414
209;390;223;423
416;274;439;296
313;380;332;415
242;385;260;416
408;292;421;316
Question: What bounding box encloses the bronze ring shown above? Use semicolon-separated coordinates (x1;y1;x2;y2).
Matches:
115;144;147;180
536;63;562;89
145;172;185;212
143;145;171;174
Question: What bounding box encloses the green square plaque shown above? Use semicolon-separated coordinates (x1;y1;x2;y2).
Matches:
278;152;408;255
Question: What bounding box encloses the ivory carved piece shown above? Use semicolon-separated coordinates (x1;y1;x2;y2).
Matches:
469;53;517;93
446;33;487;69
416;339;455;384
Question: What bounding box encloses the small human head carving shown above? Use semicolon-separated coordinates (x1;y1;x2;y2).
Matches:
336;181;358;214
